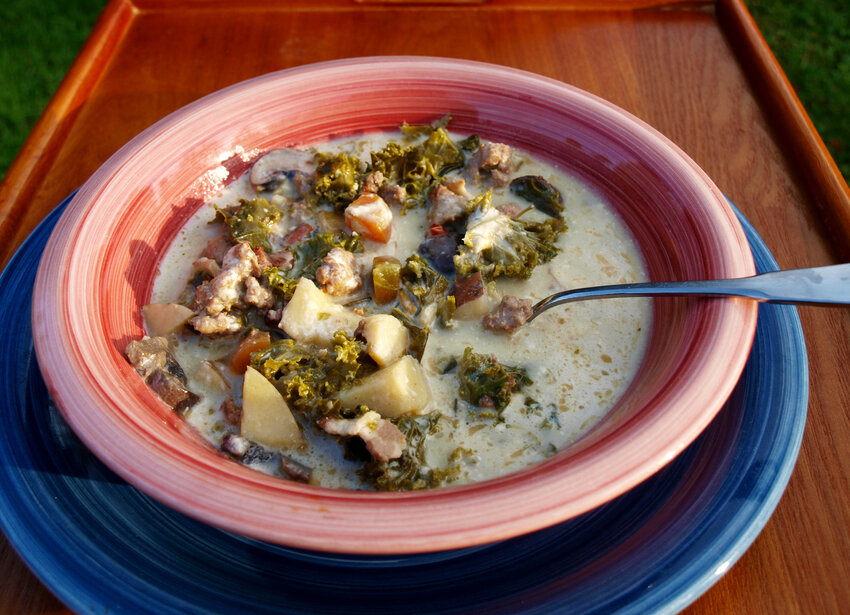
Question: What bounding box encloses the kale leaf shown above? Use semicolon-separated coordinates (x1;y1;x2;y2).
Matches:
215;198;281;251
454;192;565;280
457;347;532;413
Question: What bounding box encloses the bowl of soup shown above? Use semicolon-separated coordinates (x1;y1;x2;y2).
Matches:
31;56;756;554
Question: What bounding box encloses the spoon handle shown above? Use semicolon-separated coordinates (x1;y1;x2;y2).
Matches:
532;264;850;317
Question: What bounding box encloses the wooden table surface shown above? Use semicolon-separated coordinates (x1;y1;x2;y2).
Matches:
2;0;849;612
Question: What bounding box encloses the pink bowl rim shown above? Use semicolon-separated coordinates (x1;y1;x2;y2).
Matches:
31;56;757;554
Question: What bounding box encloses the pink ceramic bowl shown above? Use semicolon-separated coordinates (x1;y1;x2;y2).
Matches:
31;57;756;554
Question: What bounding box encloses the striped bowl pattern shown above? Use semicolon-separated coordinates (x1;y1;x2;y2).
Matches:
30;57;757;554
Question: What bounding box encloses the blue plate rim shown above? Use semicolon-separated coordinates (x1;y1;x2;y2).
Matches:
0;194;807;614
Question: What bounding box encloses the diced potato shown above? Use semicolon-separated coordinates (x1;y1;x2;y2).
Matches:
361;314;409;367
142;303;194;336
195;360;231;392
338;355;431;418
279;278;362;346
345;193;393;243
453;293;492;320
241;366;304;450
317;210;346;233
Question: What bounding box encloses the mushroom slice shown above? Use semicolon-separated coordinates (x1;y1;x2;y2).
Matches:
250;148;316;188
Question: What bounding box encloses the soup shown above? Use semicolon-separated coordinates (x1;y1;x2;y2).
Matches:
126;117;650;490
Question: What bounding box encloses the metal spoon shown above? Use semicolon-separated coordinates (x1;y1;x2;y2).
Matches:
529;263;850;322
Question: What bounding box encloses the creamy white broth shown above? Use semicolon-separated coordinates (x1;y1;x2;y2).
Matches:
148;129;650;490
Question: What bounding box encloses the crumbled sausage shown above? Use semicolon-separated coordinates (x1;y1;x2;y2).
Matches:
194;242;261;317
318;411;406;462
244;276;275;309
426;182;468;226
192;256;221;278
482;295;533;333
467;141;514;186
315;247;362;296
379;183;407;208
189;312;243;335
362;170;385;194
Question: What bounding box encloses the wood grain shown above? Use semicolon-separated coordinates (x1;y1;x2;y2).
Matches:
1;0;848;612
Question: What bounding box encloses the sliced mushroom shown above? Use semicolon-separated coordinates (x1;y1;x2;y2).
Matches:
250;148;317;188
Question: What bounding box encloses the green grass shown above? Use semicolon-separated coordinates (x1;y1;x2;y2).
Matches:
0;0;108;176
0;1;847;182
748;0;850;181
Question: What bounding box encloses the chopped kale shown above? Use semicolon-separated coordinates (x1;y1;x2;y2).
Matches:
400;253;450;311
292;231;364;279
215;198;281;251
457;347;532;413
313;151;365;208
250;330;371;418
263;231;363;301
454;192;565;280
372;117;470;212
359;412;443;491
509;175;565;218
390;308;429;362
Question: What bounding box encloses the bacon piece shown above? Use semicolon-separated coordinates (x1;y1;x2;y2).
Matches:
201;235;233;264
452;272;485;308
284;223;315;245
280;456;312;483
318;411;406;462
222;433;250;458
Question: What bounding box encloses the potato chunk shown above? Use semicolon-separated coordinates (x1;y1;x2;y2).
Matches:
279;277;362;346
361;314;409;368
240;366;304;450
142;303;194;336
338;355;431;418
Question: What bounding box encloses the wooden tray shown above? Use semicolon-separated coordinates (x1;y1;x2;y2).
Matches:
2;1;849;612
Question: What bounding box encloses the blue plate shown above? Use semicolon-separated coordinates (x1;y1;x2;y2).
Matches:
0;195;807;614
